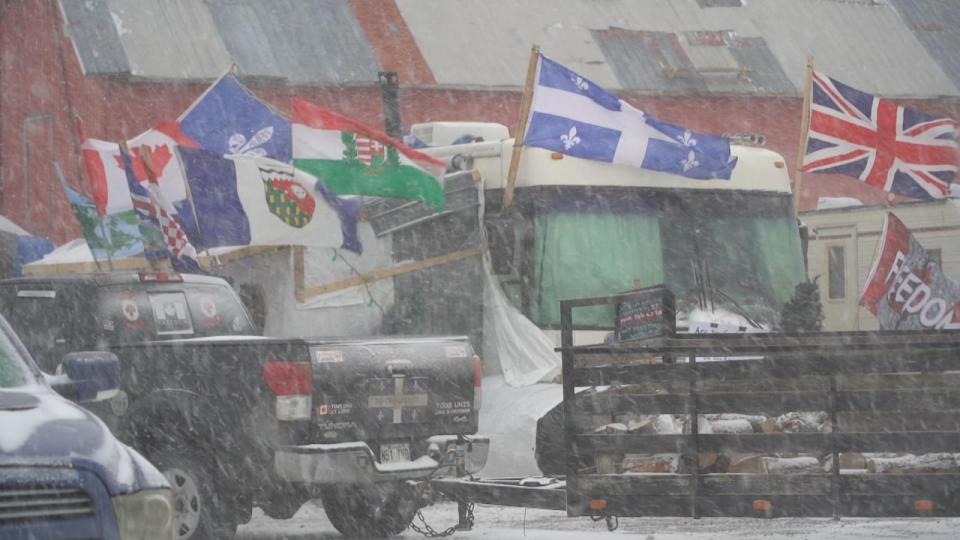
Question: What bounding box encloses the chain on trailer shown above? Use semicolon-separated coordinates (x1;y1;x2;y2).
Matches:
409;501;475;538
590;514;619;532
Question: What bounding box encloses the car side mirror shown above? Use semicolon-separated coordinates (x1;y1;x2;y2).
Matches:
51;351;121;403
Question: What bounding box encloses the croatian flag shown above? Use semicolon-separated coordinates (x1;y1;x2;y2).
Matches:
523;54;736;180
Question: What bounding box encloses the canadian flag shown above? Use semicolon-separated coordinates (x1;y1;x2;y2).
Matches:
82;121;197;215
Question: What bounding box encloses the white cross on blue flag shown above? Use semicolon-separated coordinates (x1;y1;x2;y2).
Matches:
523;54;737;180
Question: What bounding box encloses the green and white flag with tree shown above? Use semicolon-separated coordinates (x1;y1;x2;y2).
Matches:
291;98;446;209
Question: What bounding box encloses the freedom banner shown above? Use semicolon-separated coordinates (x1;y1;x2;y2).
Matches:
860;212;960;330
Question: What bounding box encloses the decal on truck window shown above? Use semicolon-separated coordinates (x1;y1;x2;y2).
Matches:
148;292;194;336
314;350;344;363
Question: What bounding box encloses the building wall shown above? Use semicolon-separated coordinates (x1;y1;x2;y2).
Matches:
3;0;960;246
801;200;960;331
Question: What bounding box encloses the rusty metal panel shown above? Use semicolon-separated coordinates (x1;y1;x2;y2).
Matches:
58;0;130;75
104;0;232;79
205;0;380;84
593;29;707;93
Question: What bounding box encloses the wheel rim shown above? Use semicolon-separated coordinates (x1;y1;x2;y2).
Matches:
164;467;202;540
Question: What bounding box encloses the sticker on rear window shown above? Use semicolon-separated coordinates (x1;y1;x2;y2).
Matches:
199;297;218;319
314;350;344;364
121;299;140;322
148;292;194;336
445;345;467;358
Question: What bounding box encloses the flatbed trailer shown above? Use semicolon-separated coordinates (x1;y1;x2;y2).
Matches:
428;289;960;526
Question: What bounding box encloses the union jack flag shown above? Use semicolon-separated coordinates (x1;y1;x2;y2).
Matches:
802;70;958;200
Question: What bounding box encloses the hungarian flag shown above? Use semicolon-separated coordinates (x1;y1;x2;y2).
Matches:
291;98;446;209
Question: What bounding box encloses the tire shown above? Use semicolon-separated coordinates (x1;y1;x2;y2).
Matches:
149;448;239;540
319;484;418;538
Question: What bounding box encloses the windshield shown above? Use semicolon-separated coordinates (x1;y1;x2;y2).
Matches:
527;188;804;328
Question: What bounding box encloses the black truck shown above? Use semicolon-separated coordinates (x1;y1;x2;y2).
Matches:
0;271;488;539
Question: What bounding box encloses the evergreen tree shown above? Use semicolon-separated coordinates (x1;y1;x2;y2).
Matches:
780;277;825;333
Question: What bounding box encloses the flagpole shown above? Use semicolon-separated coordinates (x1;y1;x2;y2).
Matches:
503;44;540;209
793;55;814;215
123;142;161;271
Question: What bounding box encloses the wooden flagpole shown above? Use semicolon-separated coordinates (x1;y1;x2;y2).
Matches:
793;55;815;214
503;44;540;209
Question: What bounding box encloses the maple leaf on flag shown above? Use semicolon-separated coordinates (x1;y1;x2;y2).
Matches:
114;145;173;182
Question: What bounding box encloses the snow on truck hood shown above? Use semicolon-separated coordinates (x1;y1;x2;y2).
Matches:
0;387;168;495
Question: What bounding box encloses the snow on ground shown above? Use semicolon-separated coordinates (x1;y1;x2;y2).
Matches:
237;375;960;539
237;500;960;539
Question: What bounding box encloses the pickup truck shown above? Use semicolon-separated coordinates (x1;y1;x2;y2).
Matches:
0;271;488;539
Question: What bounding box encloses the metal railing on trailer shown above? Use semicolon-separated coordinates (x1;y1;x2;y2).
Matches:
559;290;960;520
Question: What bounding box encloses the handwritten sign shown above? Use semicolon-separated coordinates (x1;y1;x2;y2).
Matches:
616;287;675;341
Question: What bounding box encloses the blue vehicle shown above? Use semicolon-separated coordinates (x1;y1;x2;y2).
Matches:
0;313;173;540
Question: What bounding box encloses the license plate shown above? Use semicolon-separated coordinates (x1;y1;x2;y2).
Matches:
379;442;411;463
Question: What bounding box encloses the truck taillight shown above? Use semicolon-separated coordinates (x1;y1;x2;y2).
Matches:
473;355;482;411
262;362;312;421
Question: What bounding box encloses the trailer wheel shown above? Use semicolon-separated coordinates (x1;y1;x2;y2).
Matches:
149;448;239;540
320;483;418;538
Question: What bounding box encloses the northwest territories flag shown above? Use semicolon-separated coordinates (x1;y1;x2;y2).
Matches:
292;98;447;209
178;147;348;250
524;54;737;180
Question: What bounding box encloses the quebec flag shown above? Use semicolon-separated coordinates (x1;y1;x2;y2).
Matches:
178;72;291;163
524;54;737;180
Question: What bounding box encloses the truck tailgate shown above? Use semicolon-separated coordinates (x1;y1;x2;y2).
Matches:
308;337;479;440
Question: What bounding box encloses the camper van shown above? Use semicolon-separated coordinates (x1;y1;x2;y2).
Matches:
416;122;807;348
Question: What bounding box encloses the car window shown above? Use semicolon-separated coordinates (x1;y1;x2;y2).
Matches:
98;283;255;344
0;321;30;388
4;289;73;372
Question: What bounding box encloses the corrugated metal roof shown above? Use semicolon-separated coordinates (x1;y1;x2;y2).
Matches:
397;0;960;97
205;0;380;84
106;0;233;79
59;0;130;75
891;0;960;92
60;0;379;83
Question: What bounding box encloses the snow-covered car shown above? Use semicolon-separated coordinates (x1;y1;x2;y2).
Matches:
0;314;173;540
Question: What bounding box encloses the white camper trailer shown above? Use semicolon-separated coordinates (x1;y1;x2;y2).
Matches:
801;198;960;331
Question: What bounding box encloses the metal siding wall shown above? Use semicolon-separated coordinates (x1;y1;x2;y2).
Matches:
398;0;959;97
105;0;232;79
205;0;380;84
891;0;960;92
58;0;130;75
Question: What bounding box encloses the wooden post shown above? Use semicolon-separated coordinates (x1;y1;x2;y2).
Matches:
793;56;815;214
293;246;306;302
503;45;540;209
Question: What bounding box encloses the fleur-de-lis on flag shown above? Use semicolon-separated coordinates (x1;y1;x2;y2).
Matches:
571;75;589;91
681;150;699;172
228;126;273;156
677;129;697;147
560;126;581;150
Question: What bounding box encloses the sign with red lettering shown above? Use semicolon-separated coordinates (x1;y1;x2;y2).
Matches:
860;213;959;330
